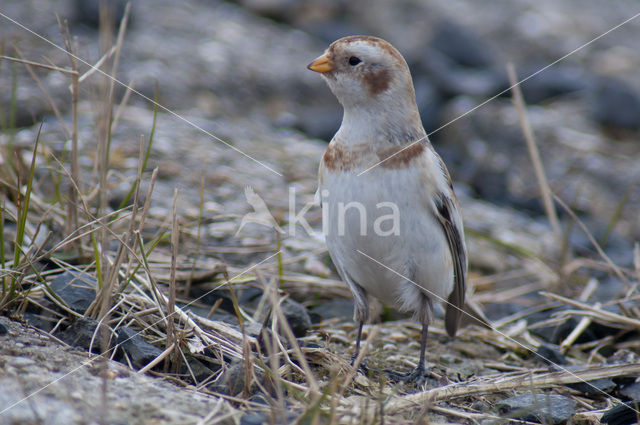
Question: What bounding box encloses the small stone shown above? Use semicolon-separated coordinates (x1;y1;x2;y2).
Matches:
519;66;589;104
48;271;97;314
497;393;576;424
308;299;353;323
241;412;269;425
601;401;640;425
593;77;640;131
389;332;406;342
184;357;218;383
208;361;264;396
430;19;495;68
279;298;312;338
535;343;567;366
568;377;616;395
73;0;129;29
116;327;163;369
11;357;36;368
0;322;8;335
619;382;640;401
58;318;113;354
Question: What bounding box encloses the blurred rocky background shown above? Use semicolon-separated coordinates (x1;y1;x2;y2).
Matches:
1;0;640;423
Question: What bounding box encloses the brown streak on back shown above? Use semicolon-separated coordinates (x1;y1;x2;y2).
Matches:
378;142;425;169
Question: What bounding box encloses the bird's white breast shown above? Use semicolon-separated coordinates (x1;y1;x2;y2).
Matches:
319;151;454;313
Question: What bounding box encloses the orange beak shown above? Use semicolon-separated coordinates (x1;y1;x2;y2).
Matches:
307;53;334;73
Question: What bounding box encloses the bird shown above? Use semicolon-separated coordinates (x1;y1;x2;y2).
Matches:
307;35;467;383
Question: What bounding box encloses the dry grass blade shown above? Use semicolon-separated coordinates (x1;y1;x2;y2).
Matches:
166;188;179;371
507;64;562;245
388;363;640;412
541;291;640;328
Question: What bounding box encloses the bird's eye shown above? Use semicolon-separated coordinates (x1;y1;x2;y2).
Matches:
348;56;362;66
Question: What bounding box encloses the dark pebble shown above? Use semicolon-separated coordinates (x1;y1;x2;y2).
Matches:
568;377;616;396
73;0;128;29
241;413;269;425
592;77;640;131
497;393;576;424
620;382;640;401
183;357;219;383
279;298;312;338
190;286;263;316
430;20;495;68
58;317;113;353
240;411;297;425
517;66;589;104
535;343;567;367
48;270;97;314
308;298;354;322
208;360;264;396
0;322;8;335
601;401;640;425
116;327;163;369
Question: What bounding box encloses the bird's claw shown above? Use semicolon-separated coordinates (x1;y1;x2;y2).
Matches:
385;365;431;386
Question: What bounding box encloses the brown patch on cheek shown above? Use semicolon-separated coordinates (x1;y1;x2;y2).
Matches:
363;67;390;96
378;142;425;169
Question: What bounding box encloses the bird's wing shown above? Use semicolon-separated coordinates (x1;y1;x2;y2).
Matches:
430;157;467;338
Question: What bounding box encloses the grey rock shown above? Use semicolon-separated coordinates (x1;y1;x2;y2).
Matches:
601;401;640;425
116;326;163;369
568;377;616;395
519;66;589;104
48;271;97;314
535;343;567;366
209;360;264;397
241;412;270;425
430;19;496;68
619;382;640;401
593;77;640;131
185;357;220;384
58;317;113;353
497;393;576;424
240;410;297;425
309;298;354;323
73;0;128;29
279;298;312;338
0;318;238;425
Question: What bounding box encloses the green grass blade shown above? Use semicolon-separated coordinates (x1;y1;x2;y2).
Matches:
92;232;104;290
9;122;43;302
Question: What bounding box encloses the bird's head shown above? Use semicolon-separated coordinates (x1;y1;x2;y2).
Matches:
308;36;417;112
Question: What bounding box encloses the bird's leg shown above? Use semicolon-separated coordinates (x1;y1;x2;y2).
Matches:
351;321;369;374
385;322;429;384
351;320;364;364
410;322;429;380
386;295;432;385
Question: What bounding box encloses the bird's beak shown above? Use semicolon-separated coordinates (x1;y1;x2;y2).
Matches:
307;53;333;73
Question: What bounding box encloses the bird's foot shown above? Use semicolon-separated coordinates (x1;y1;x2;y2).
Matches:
385;364;431;386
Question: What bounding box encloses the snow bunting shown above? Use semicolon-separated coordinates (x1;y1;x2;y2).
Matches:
308;36;467;382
